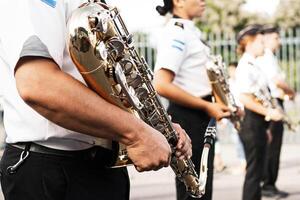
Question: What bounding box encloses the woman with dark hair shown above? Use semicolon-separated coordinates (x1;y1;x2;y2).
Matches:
153;0;231;199
235;25;283;200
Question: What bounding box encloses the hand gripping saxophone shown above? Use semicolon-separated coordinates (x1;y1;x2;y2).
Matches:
206;55;243;131
66;1;216;197
252;85;300;132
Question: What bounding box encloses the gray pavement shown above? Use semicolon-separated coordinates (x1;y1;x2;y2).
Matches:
129;144;300;200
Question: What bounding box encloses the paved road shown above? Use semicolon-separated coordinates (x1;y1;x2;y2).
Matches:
129;144;300;200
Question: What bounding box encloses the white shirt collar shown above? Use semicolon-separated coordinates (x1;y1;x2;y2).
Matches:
243;52;256;65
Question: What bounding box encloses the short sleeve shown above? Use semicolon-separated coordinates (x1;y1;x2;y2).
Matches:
235;65;254;94
154;26;187;74
0;0;66;73
20;36;52;59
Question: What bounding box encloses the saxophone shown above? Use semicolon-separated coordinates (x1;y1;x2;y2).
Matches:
66;1;216;197
206;55;243;131
252;85;299;132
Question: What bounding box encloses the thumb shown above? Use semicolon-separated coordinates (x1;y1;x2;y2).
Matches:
220;104;230;111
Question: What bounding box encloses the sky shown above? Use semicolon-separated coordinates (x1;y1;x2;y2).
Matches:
109;0;281;32
109;0;163;32
243;0;280;16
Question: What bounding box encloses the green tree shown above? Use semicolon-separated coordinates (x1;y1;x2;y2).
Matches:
274;0;300;29
196;0;269;34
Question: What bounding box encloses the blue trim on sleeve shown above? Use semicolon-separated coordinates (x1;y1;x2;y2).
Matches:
173;39;185;46
41;0;57;8
171;45;184;52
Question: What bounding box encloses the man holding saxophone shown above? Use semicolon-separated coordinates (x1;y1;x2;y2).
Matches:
0;0;192;199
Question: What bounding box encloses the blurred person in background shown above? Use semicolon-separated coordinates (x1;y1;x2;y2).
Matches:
256;24;296;198
227;61;246;174
211;61;247;174
0;84;5;149
235;24;283;200
154;0;231;199
213;136;226;173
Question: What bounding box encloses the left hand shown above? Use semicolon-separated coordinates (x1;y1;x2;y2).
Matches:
287;91;296;100
172;123;192;160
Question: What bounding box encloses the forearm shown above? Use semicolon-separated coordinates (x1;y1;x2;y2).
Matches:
15;57;143;146
239;94;268;116
276;80;294;95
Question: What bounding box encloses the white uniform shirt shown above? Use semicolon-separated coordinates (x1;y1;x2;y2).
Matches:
256;48;285;98
235;53;269;95
154;18;212;97
0;0;111;150
228;78;244;108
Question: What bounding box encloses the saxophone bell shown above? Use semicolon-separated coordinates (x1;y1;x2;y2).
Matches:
67;1;215;197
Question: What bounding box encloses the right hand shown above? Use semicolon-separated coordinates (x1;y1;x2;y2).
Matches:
234;106;245;118
205;102;231;121
126;124;172;172
266;108;283;121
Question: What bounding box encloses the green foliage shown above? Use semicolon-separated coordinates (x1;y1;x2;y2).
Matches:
191;0;300;33
196;0;264;34
273;0;300;29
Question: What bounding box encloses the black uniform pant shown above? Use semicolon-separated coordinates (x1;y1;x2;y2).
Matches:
0;143;130;200
263;99;284;188
168;101;214;200
239;109;269;200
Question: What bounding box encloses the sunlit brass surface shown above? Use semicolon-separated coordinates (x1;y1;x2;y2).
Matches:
206;55;243;131
67;1;213;197
252;85;299;132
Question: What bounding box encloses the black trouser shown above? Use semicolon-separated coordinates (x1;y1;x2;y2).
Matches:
168;101;214;200
239;109;269;200
0;143;130;200
263;99;284;188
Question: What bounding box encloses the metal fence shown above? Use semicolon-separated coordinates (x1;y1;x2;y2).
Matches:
134;28;300;92
133;29;300;143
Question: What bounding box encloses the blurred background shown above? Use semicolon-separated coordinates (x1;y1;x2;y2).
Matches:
0;0;300;199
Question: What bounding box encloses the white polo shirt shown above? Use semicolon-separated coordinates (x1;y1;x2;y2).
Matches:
154;18;212;97
235;53;269;95
0;0;111;150
256;48;285;98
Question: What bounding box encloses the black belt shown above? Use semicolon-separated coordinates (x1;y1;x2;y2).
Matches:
7;142;117;164
6;142;117;174
9;142;106;158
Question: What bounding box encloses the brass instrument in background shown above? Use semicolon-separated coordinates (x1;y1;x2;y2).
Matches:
67;0;216;197
206;55;243;131
252;85;299;132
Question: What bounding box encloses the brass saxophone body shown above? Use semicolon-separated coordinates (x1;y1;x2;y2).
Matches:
206;55;243;131
252;86;299;132
67;1;214;197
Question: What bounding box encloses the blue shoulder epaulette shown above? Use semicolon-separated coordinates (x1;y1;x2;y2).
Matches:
41;0;57;8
